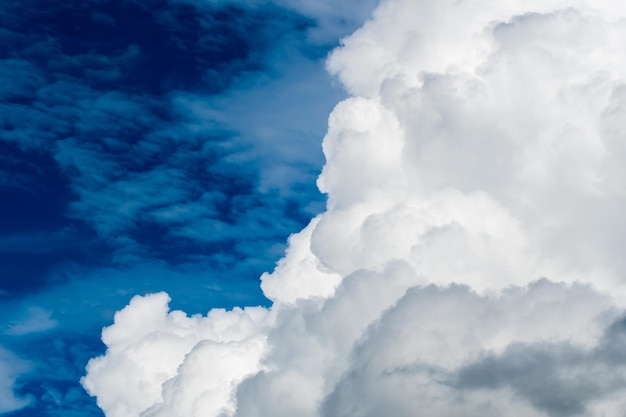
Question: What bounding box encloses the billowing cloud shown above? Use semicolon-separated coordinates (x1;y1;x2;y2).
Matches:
82;292;268;417
83;1;626;416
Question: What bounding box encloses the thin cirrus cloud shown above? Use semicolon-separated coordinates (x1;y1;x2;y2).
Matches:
4;307;58;336
83;1;626;417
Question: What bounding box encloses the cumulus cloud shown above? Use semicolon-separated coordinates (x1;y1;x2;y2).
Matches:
84;1;626;416
82;292;268;417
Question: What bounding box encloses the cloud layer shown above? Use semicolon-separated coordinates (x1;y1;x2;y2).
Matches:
83;1;626;416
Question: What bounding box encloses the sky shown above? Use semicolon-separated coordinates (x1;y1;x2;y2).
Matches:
5;1;626;417
0;0;378;415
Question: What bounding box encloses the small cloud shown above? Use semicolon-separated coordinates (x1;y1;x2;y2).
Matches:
5;307;58;336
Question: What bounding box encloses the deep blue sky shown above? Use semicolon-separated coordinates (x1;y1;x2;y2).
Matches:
0;1;376;415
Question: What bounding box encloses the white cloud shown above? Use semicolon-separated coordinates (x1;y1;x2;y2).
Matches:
81;293;268;417
84;1;626;416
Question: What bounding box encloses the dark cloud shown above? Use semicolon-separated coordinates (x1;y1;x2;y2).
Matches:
320;281;621;417
456;345;594;416
454;317;626;417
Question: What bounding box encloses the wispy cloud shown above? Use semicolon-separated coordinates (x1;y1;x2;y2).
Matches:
4;307;58;336
0;0;353;291
0;347;33;414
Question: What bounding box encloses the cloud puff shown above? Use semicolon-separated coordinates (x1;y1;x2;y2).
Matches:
84;1;626;416
81;292;267;417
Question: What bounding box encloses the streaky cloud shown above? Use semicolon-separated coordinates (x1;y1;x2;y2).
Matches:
4;307;58;336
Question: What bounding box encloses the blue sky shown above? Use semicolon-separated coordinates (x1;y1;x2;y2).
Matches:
0;1;377;415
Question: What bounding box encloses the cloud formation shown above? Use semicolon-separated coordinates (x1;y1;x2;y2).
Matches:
83;1;626;416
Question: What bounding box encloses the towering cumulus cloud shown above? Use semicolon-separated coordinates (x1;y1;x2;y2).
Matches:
83;1;626;416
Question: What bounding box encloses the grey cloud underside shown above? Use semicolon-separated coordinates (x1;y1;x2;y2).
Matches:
323;282;626;417
455;333;626;417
